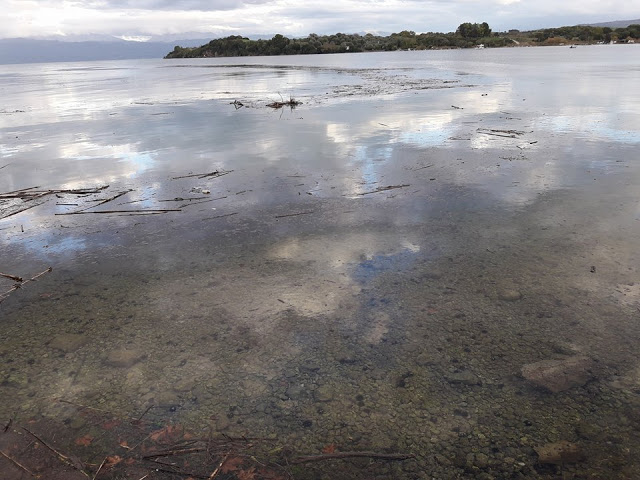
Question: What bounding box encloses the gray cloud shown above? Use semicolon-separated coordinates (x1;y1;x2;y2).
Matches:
0;0;638;40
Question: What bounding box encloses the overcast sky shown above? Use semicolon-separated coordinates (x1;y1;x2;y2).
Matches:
1;0;638;40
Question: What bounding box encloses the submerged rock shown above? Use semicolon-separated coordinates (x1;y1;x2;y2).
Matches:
49;334;88;352
314;385;334;402
105;349;145;368
521;356;593;393
498;289;522;301
446;371;481;386
534;441;582;464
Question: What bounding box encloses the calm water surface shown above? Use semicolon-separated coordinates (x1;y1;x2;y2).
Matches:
1;46;640;478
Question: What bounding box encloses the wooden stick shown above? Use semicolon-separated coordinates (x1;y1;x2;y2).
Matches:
208;454;228;479
357;184;410;196
92;457;107;480
143;447;206;459
179;196;227;208
203;212;238;220
291;452;415;464
0;449;37;477
172;171;231;180
77;189;133;212
0;186;108;199
0;273;23;282
56;209;181;216
0;203;40;220
275;211;314;219
22;427;89;477
0;186;40;196
0;267;52;303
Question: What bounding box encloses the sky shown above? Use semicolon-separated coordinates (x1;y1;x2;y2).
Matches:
0;0;638;41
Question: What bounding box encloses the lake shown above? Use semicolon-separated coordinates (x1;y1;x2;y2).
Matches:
1;45;640;479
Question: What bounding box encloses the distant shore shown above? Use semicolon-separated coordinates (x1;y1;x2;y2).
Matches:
165;23;638;59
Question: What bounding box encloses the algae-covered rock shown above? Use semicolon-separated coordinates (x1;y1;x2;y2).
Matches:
521;356;593;393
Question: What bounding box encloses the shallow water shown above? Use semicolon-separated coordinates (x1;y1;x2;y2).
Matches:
1;45;640;478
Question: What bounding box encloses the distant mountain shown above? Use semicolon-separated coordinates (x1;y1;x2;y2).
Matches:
586;19;640;28
0;38;211;65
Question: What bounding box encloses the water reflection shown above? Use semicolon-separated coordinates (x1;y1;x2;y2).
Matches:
2;48;640;479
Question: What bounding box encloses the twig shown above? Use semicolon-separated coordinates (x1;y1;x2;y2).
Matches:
0;186;40;196
0;186;108;200
22;427;89;477
78;189;133;212
357;184;410;196
0;449;37;477
0;203;40;220
410;164;433;171
56;209;181;216
0;273;23;282
291;451;415;464
477;131;516;138
0;267;52;304
143;447;206;459
172;171;232;180
209;454;229;479
179;196;227;208
92;457;107;480
203;212;238;220
274;211;314;219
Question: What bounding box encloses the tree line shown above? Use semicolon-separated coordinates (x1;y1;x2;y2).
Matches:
165;22;640;58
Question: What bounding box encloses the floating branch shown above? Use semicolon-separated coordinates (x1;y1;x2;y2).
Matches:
56;209;181;216
0;267;52;304
79;189;134;211
267;96;302;109
275;211;314;218
172;170;232;180
0;186;108;200
0;272;23;282
356;184;410;196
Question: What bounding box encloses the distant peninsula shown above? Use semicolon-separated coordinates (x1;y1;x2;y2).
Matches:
165;22;639;58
